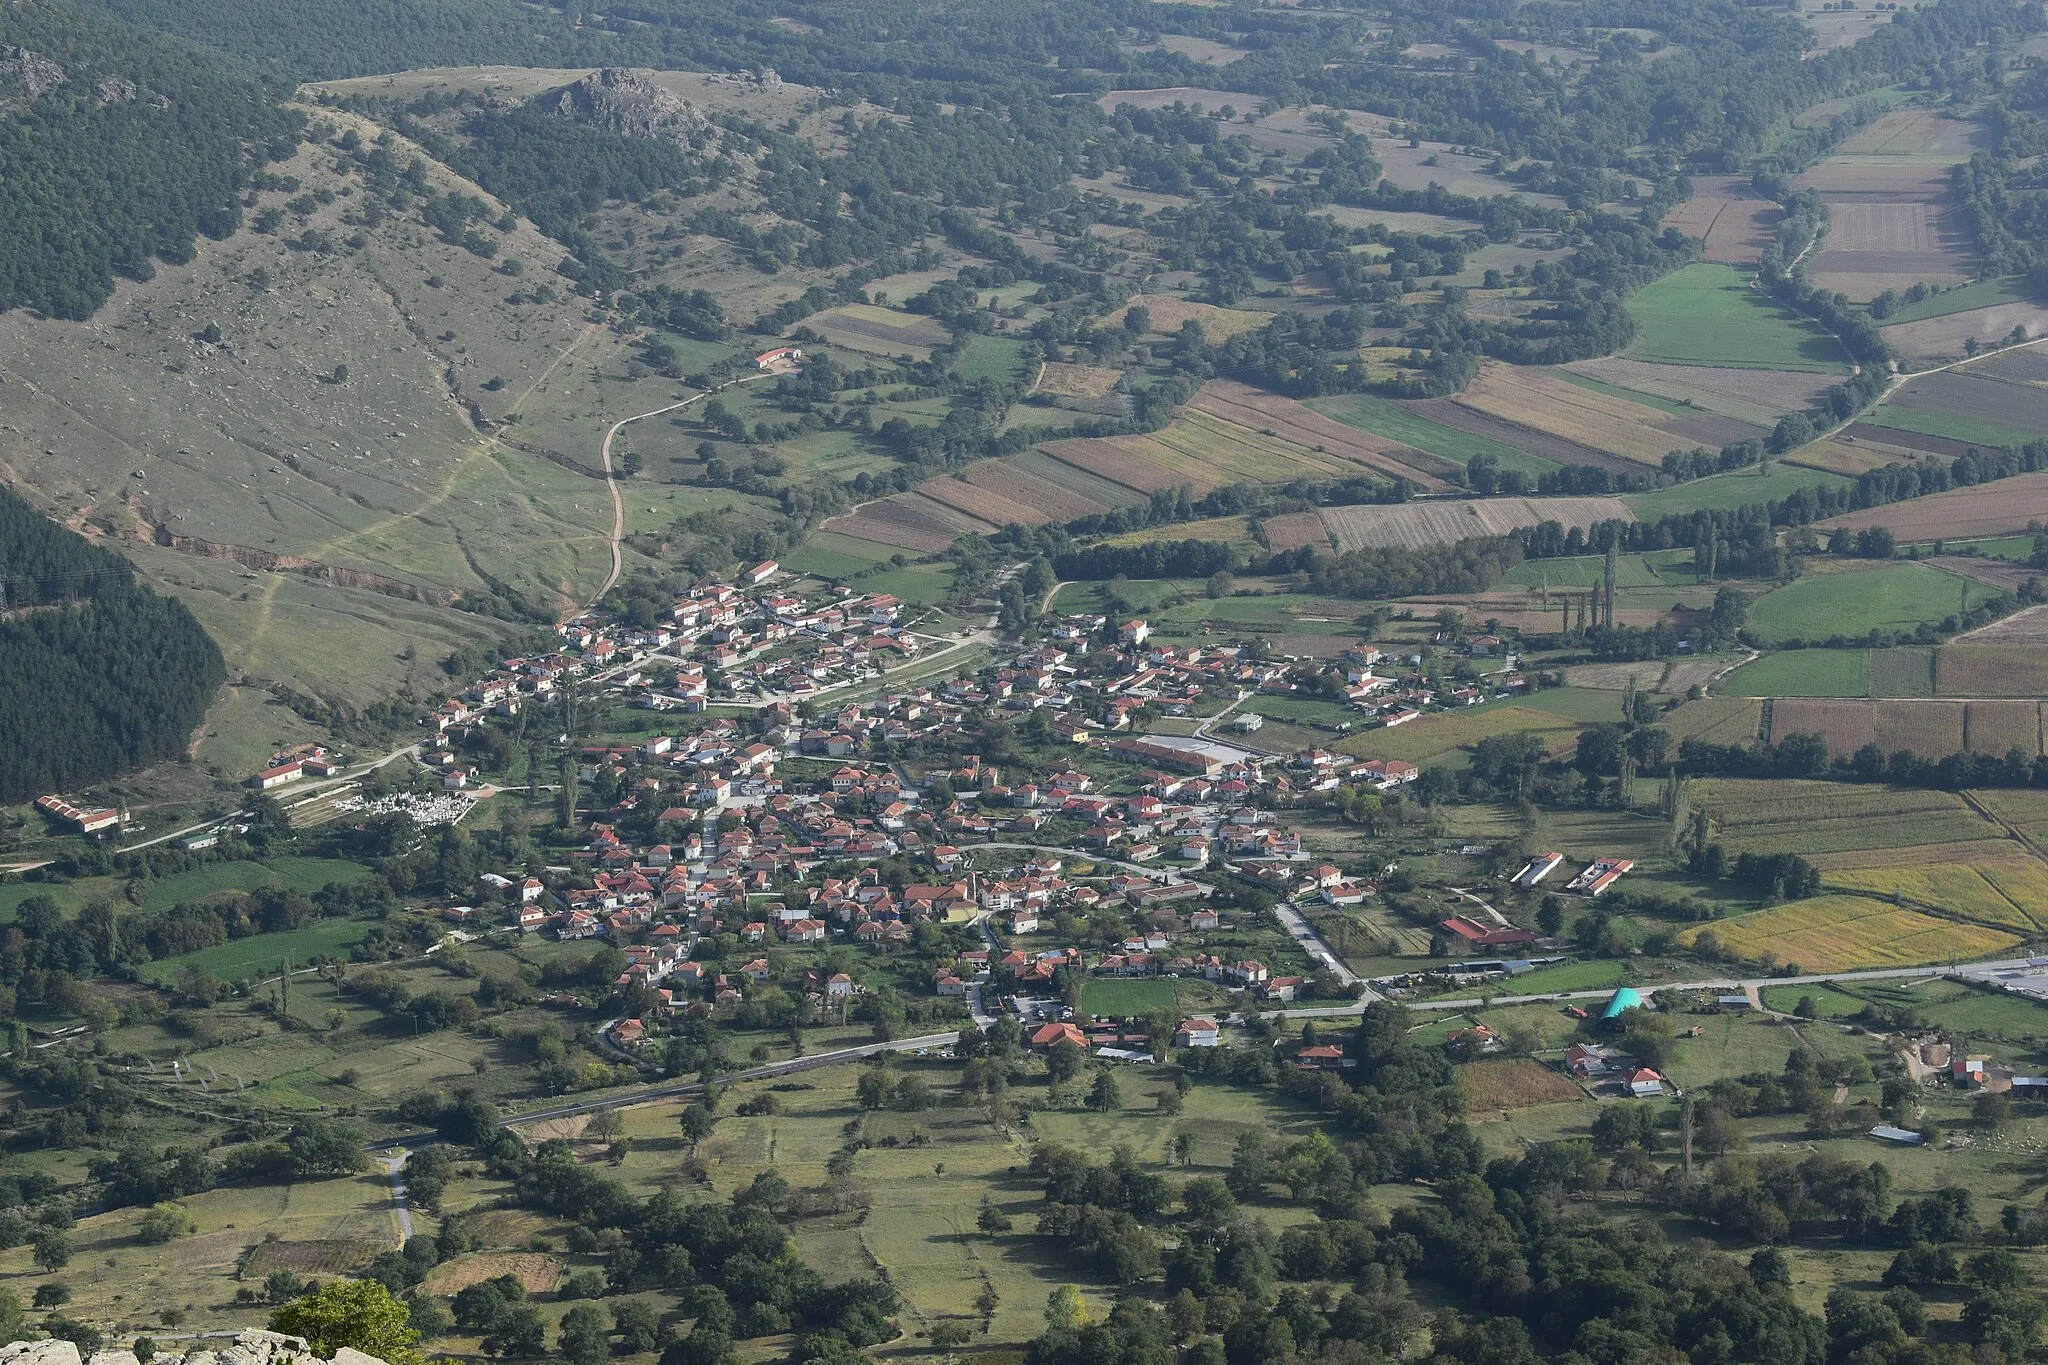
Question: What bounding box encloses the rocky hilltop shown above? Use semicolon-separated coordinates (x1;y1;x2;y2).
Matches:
0;1332;387;1365
545;67;706;142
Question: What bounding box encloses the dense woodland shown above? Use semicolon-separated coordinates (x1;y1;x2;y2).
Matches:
0;488;223;803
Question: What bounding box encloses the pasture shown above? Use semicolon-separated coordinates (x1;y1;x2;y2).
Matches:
1745;562;1996;643
138;919;374;984
138;857;370;913
1624;465;1850;517
1624;264;1850;371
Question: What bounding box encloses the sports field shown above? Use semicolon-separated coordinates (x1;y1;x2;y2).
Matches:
1746;563;1997;643
1624;264;1851;371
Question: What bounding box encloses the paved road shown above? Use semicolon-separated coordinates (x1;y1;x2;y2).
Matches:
1263;958;2031;1019
1272;897;1378;999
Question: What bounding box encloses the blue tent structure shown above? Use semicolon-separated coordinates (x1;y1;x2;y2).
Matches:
1600;987;1645;1021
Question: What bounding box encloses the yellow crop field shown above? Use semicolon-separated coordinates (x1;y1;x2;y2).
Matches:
1337;705;1579;764
1114;293;1271;340
1453;361;1681;464
1682;895;2021;972
1823;858;2048;931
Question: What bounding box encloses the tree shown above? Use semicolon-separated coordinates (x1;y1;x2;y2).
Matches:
856;1070;895;1110
680;1104;718;1148
1619;1008;1675;1068
930;1321;972;1356
559;1304;610;1365
613;1300;659;1354
137;1203;195;1244
486;1303;547;1358
1088;1069;1122;1112
977;1198;1013;1235
1046;1040;1085;1085
271;1281;424;1365
1045;1286;1088;1331
31;1231;70;1272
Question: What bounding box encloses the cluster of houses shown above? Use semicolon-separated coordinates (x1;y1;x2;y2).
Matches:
247;744;345;791
1270;643;1533;728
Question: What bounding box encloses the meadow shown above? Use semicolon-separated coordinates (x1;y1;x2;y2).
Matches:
1721;649;1870;697
1623;465;1850;517
1335;704;1581;764
1746;563;1996;643
138;919;375;984
138;857;370;913
1874;275;2035;325
1624;264;1851;371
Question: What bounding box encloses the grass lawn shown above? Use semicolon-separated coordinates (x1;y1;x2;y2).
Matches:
1876;276;2035;326
1721;649;1871;697
1747;563;1997;644
140;918;374;984
1625;264;1851;371
1305;393;1556;476
1080;977;1182;1017
1497;959;1628;994
1625;466;1851;518
1859;405;2036;450
1760;982;1869;1018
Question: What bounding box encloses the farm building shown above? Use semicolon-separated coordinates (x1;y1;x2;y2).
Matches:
1440;915;1537;948
1512;852;1564;888
1568;857;1634;896
755;346;802;369
1870;1125;1927;1146
1627;1067;1667;1098
33;795;120;834
249;760;305;790
1601;987;1647;1022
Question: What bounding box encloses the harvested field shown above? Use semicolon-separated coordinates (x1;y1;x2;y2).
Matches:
818;494;983;551
1789;438;1902;475
1928;555;2039;595
1562;357;1836;414
1042;438;1193;495
918;472;1050;528
423;1251;563;1297
1113;293;1269;341
1835;423;1980;460
1660;174;1780;265
1768;698;1981;757
1316;496;1634;551
1936;643;2048;696
1004;448;1148;509
1807;839;2028;871
1881;305;2048;363
1958;345;2048;383
1458;1057;1584;1109
1966;700;2042;755
1191;379;1453;489
962;458;1112;522
1807;196;1973;303
1835;108;1986;159
1661;413;1770;447
1770;698;1875;753
1885;369;2048;435
1451;361;1684;464
1793;162;1953;196
1960;603;2048;643
1815;472;2048;542
1034;362;1123;399
1657;697;1765;743
1825;859;2048;932
1262;511;1331;554
1681;896;2020;972
241;1239;380;1276
1875;700;1966;756
1405;398;1635;473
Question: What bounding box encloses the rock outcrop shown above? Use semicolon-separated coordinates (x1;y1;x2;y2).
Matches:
0;1332;387;1365
545;68;706;143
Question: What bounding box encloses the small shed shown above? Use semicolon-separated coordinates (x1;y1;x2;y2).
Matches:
1870;1125;1926;1146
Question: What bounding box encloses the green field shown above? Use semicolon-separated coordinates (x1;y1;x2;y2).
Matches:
952;335;1033;383
1080;978;1182;1016
1721;649;1871;697
1625;465;1851;518
1859;405;2035;451
1747;563;1998;644
1491;959;1628;994
1875;275;2034;326
1940;536;2036;562
139;918;375;984
139;857;371;912
1625;264;1850;371
1502;554;1664;590
1305;393;1557;476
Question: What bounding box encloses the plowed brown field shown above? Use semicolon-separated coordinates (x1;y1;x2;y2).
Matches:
1317;496;1634;551
1816;472;2048;542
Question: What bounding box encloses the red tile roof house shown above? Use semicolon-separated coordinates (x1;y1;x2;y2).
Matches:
1031;1022;1088;1050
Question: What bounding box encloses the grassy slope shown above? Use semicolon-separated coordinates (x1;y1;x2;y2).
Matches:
1747;562;1999;642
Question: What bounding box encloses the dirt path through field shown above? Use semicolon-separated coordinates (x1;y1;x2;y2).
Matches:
236;321;602;666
